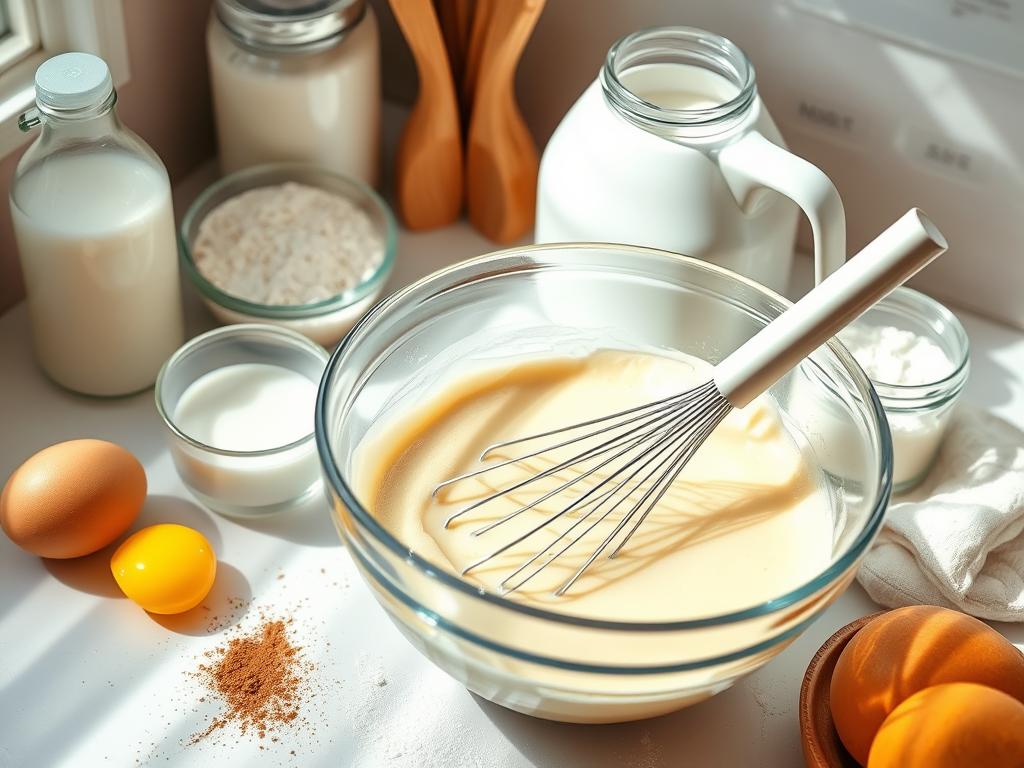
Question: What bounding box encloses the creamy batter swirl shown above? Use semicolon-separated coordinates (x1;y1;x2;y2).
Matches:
357;350;831;621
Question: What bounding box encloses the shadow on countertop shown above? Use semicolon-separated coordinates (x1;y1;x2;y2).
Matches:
227;487;341;548
472;683;762;768
44;495;223;598
150;561;253;637
43;543;124;599
137;494;224;550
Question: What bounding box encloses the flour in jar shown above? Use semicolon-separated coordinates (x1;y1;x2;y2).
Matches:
838;323;953;385
193;182;385;305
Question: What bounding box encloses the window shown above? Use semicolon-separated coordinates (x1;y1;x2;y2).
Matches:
0;0;40;71
0;0;129;155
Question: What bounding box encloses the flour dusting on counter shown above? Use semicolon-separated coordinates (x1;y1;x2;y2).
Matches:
346;655;518;768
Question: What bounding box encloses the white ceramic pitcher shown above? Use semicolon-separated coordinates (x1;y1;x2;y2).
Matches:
536;27;845;292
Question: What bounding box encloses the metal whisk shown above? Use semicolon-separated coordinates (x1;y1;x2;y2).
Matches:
434;209;947;595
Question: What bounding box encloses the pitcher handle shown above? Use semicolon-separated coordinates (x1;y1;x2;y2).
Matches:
719;131;846;285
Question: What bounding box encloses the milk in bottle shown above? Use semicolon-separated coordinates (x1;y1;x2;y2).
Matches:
10;53;183;396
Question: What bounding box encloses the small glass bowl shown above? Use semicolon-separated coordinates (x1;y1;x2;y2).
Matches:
180;163;397;347
848;287;970;494
156;324;328;518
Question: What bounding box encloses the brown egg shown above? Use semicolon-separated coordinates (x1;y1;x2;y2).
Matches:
868;683;1024;767
830;605;1024;765
1;439;146;558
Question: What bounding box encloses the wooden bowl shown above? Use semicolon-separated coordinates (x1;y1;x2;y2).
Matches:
799;611;886;768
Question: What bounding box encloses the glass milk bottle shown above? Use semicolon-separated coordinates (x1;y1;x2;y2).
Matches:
207;0;380;185
10;52;184;396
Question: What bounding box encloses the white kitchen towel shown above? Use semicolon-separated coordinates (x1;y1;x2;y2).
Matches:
857;406;1024;622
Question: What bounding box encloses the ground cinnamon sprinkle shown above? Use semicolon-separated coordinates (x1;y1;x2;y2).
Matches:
190;618;309;744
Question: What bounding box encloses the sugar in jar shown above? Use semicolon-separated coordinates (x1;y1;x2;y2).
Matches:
837;289;969;493
207;0;380;185
791;288;969;494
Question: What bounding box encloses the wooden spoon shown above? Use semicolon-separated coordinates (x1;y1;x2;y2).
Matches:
465;0;544;243
390;0;463;230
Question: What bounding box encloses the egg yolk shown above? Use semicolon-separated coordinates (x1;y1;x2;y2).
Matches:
111;524;217;614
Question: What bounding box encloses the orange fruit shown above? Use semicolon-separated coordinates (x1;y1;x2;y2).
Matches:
829;605;1024;765
868;683;1024;767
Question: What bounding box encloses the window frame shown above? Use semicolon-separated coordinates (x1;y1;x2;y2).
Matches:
0;0;41;71
0;0;130;157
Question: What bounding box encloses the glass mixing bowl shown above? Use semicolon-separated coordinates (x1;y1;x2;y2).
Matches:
315;244;892;724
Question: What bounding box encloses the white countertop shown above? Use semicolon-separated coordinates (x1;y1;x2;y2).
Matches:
2;169;1024;767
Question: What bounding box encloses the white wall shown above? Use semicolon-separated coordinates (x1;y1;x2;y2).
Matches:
374;0;1024;329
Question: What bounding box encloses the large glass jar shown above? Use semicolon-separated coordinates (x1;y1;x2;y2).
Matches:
207;0;380;186
10;52;184;397
536;27;846;294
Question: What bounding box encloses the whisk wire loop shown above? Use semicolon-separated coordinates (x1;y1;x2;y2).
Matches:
487;396;712;586
503;394;731;595
457;392;710;573
552;396;731;595
451;381;727;591
441;384;712;528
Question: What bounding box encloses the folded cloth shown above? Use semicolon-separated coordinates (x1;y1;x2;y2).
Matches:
857;406;1024;622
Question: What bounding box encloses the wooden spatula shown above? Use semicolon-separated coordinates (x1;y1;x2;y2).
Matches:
465;0;545;243
390;0;463;230
461;0;492;120
435;0;474;88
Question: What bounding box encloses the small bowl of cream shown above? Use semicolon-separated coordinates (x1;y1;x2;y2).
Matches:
180;163;397;347
838;287;970;493
156;324;328;518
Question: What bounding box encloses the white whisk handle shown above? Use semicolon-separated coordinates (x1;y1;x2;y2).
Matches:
713;208;948;408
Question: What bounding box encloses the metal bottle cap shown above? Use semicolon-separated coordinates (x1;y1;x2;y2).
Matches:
215;0;366;51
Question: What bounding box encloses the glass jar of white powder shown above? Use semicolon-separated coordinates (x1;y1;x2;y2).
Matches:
793;287;969;495
207;0;380;185
839;288;969;493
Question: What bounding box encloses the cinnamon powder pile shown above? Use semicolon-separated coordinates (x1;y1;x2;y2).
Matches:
191;618;310;744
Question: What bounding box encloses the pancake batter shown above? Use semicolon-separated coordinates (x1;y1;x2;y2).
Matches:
356;349;832;621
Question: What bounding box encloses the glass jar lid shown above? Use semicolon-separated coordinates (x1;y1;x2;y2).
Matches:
215;0;365;51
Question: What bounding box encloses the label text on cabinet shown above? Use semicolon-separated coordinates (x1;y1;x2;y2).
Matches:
797;100;855;135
